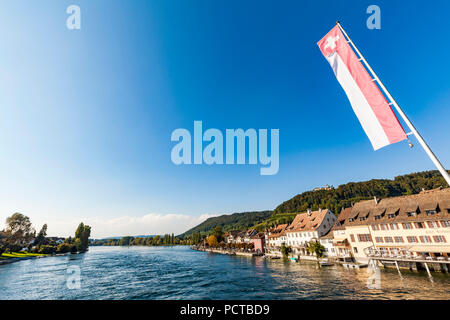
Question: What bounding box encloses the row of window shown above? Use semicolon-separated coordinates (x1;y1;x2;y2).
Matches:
371;220;449;231
375;235;447;244
350;233;447;244
286;232;318;238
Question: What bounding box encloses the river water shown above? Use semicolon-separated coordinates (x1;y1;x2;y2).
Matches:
0;246;448;300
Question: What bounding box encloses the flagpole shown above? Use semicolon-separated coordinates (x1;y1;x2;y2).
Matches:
336;21;450;187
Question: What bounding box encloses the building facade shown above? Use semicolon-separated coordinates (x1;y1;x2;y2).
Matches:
343;188;450;263
285;209;337;257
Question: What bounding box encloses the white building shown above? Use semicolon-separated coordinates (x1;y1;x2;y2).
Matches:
285;209;337;257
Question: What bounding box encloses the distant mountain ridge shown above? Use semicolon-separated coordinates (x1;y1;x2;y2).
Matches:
181;170;449;235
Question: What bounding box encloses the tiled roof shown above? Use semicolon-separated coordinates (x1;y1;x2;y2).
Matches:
285;209;331;233
344;187;450;227
267;224;288;239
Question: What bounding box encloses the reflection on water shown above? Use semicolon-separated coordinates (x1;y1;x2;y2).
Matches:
0;246;448;300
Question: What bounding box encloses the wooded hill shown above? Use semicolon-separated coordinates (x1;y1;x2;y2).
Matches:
181;211;273;237
182;170;449;236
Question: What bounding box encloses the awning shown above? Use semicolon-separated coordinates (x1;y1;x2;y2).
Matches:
408;245;450;253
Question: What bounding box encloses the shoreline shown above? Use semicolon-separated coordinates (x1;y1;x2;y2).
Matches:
0;251;82;266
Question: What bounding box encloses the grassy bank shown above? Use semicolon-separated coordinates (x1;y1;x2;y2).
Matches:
0;252;48;260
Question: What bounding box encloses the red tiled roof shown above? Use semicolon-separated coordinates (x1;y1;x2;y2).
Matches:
285;209;331;233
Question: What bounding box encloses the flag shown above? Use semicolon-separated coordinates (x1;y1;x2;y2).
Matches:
318;25;407;150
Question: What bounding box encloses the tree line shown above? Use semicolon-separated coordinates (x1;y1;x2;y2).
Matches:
91;233;191;246
0;213;91;255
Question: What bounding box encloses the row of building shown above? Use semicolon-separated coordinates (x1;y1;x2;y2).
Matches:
226;187;450;265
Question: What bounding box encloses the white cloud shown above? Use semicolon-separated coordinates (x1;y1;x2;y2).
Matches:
40;213;217;239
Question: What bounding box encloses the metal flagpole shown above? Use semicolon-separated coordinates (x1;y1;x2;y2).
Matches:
336;21;450;186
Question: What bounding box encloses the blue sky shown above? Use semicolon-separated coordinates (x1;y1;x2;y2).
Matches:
0;1;449;237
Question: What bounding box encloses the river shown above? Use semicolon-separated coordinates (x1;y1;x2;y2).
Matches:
0;246;448;299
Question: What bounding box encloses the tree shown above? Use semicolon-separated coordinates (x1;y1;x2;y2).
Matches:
3;213;35;251
152;235;161;245
119;236;134;246
34;224;48;246
191;232;202;245
281;243;291;257
212;226;224;243
206;235;218;247
308;241;325;259
74;222;91;252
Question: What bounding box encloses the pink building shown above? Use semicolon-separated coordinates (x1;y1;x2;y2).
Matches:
251;233;266;254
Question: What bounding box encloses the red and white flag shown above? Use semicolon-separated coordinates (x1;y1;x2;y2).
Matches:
318;26;407;150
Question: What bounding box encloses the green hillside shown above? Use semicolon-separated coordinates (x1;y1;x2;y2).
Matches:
180;211;273;237
181;170;449;236
274;170;449;217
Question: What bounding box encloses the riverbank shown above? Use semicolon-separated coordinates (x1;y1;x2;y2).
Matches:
192;246;263;257
0;251;80;265
0;252;49;265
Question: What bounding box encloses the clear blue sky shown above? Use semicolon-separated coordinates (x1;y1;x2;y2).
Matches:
0;0;449;237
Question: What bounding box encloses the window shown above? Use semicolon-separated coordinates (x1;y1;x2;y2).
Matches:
375;237;383;243
372;225;379;231
426;210;437;216
359;217;367;221
407;236;418;243
353;247;358;253
350;234;355;242
440;220;450;228
384;237;393;243
414;222;425;229
407;211;417;217
433;236;446;243
357;234;372;242
402;222;413;229
419;236;432;243
380;224;388;230
389;223;399;230
427;221;438;228
394;236;404;243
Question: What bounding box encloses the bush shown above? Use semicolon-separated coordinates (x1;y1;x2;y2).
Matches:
56;243;72;254
38;245;57;254
281;244;292;256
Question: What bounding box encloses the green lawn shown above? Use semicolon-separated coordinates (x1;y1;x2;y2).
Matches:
1;252;48;259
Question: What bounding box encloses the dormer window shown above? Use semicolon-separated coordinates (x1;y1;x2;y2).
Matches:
349;213;359;222
407;211;417;217
386;208;399;219
421;203;438;216
360;217;367;221
373;208;385;221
